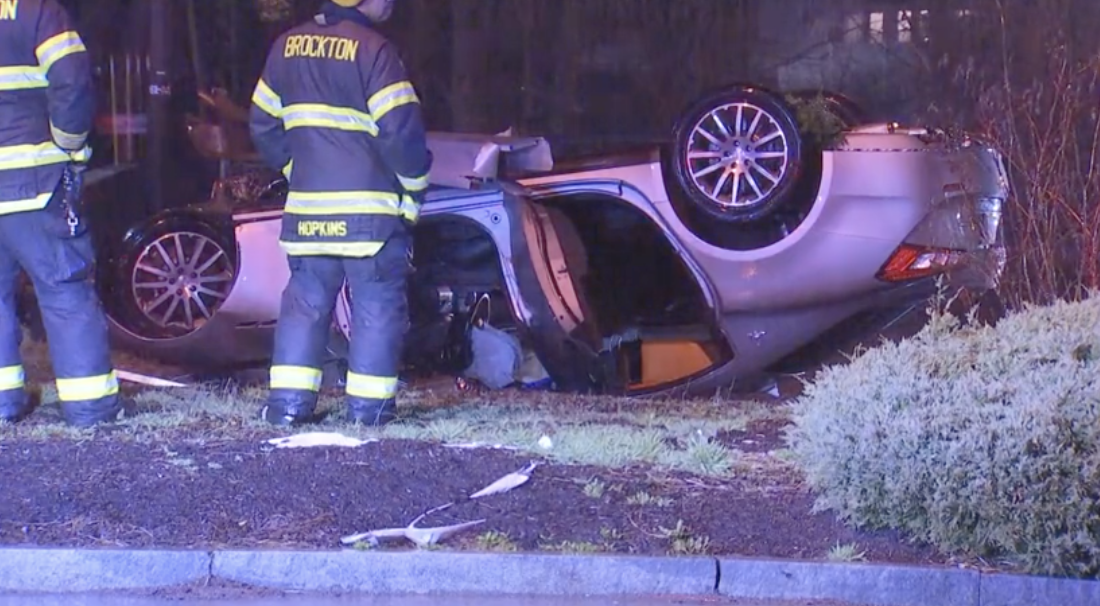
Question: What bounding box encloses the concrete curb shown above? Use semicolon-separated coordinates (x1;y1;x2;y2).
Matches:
0;547;209;592
0;547;1097;605
213;550;716;595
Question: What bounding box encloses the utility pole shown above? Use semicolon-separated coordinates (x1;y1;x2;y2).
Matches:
146;0;172;214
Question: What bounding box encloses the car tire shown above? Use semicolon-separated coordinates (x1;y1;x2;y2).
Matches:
670;83;804;224
108;220;237;340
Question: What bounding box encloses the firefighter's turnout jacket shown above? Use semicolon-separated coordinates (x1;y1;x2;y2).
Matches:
0;0;92;213
249;6;433;258
250;3;432;426
0;0;123;427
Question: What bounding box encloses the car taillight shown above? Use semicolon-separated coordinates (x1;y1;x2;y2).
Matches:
877;244;964;282
977;196;1004;248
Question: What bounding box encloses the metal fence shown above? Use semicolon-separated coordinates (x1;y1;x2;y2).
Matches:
97;53;151;166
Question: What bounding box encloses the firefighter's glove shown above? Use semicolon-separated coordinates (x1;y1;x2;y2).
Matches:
401;192;425;226
65;145;92;169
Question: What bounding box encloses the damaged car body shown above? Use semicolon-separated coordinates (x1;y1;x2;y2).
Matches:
75;83;1009;397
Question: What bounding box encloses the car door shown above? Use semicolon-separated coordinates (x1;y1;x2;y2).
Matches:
330;181;605;393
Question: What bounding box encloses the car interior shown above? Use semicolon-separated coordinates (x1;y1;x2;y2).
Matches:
403;191;734;394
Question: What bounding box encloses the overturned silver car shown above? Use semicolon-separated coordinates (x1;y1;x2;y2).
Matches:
75;84;1008;396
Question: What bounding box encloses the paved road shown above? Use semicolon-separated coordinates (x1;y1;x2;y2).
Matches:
0;594;860;606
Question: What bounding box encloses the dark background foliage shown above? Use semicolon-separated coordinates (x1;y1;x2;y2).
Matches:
64;0;1100;307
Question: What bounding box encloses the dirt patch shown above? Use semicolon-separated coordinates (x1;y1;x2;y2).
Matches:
0;436;943;566
716;418;790;453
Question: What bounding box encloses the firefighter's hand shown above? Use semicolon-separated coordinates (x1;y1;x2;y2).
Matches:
65;145;92;166
401;191;425;224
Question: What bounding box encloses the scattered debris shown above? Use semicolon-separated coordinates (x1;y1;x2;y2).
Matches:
117;369;189;388
340;461;539;548
463;321;523;390
469;461;538;499
265;432;377;449
340;502;484;548
454;376;484;394
443;442;521;451
756;377;782;399
517;349;552;390
340;516;486;549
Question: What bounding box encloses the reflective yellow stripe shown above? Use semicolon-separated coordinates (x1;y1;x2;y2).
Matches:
36;31;86;73
282;159;293;178
0;365;24;391
396;172;429;193
346;372;399;400
270;365;322;392
367;81;419;122
56;371;120;403
251;78;282;118
284;191;419;222
50;123;86;150
282;103;378;135
284;190;402;216
400;194;419;223
0;192;54;215
0;141;75;171
0;65;47;91
280;241;385;258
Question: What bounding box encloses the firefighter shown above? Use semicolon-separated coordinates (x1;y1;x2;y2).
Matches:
0;0;124;427
249;0;432;427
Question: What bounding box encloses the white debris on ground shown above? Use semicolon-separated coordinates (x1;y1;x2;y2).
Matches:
266;432;378;449
443;441;522;451
469;461;538;499
262;430;542;547
116;369;189;388
442;434;553;452
339;461;540;548
339;516;487;549
757;377;782;398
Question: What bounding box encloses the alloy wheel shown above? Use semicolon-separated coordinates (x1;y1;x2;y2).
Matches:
130;232;235;332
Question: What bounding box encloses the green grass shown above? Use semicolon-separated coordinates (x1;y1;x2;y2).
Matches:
625;491;674;507
826;542;868;563
656;519;714;556
474;531;519;552
1;332;794;479
540;540;605;553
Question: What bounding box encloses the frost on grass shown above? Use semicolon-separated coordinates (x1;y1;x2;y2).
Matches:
368;393;773;476
266;388;769;476
128;385;268;429
786;293;1100;579
0;352;788;479
0;382;270;442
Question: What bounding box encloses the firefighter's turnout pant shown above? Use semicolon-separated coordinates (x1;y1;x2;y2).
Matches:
0;191;122;426
264;229;412;426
